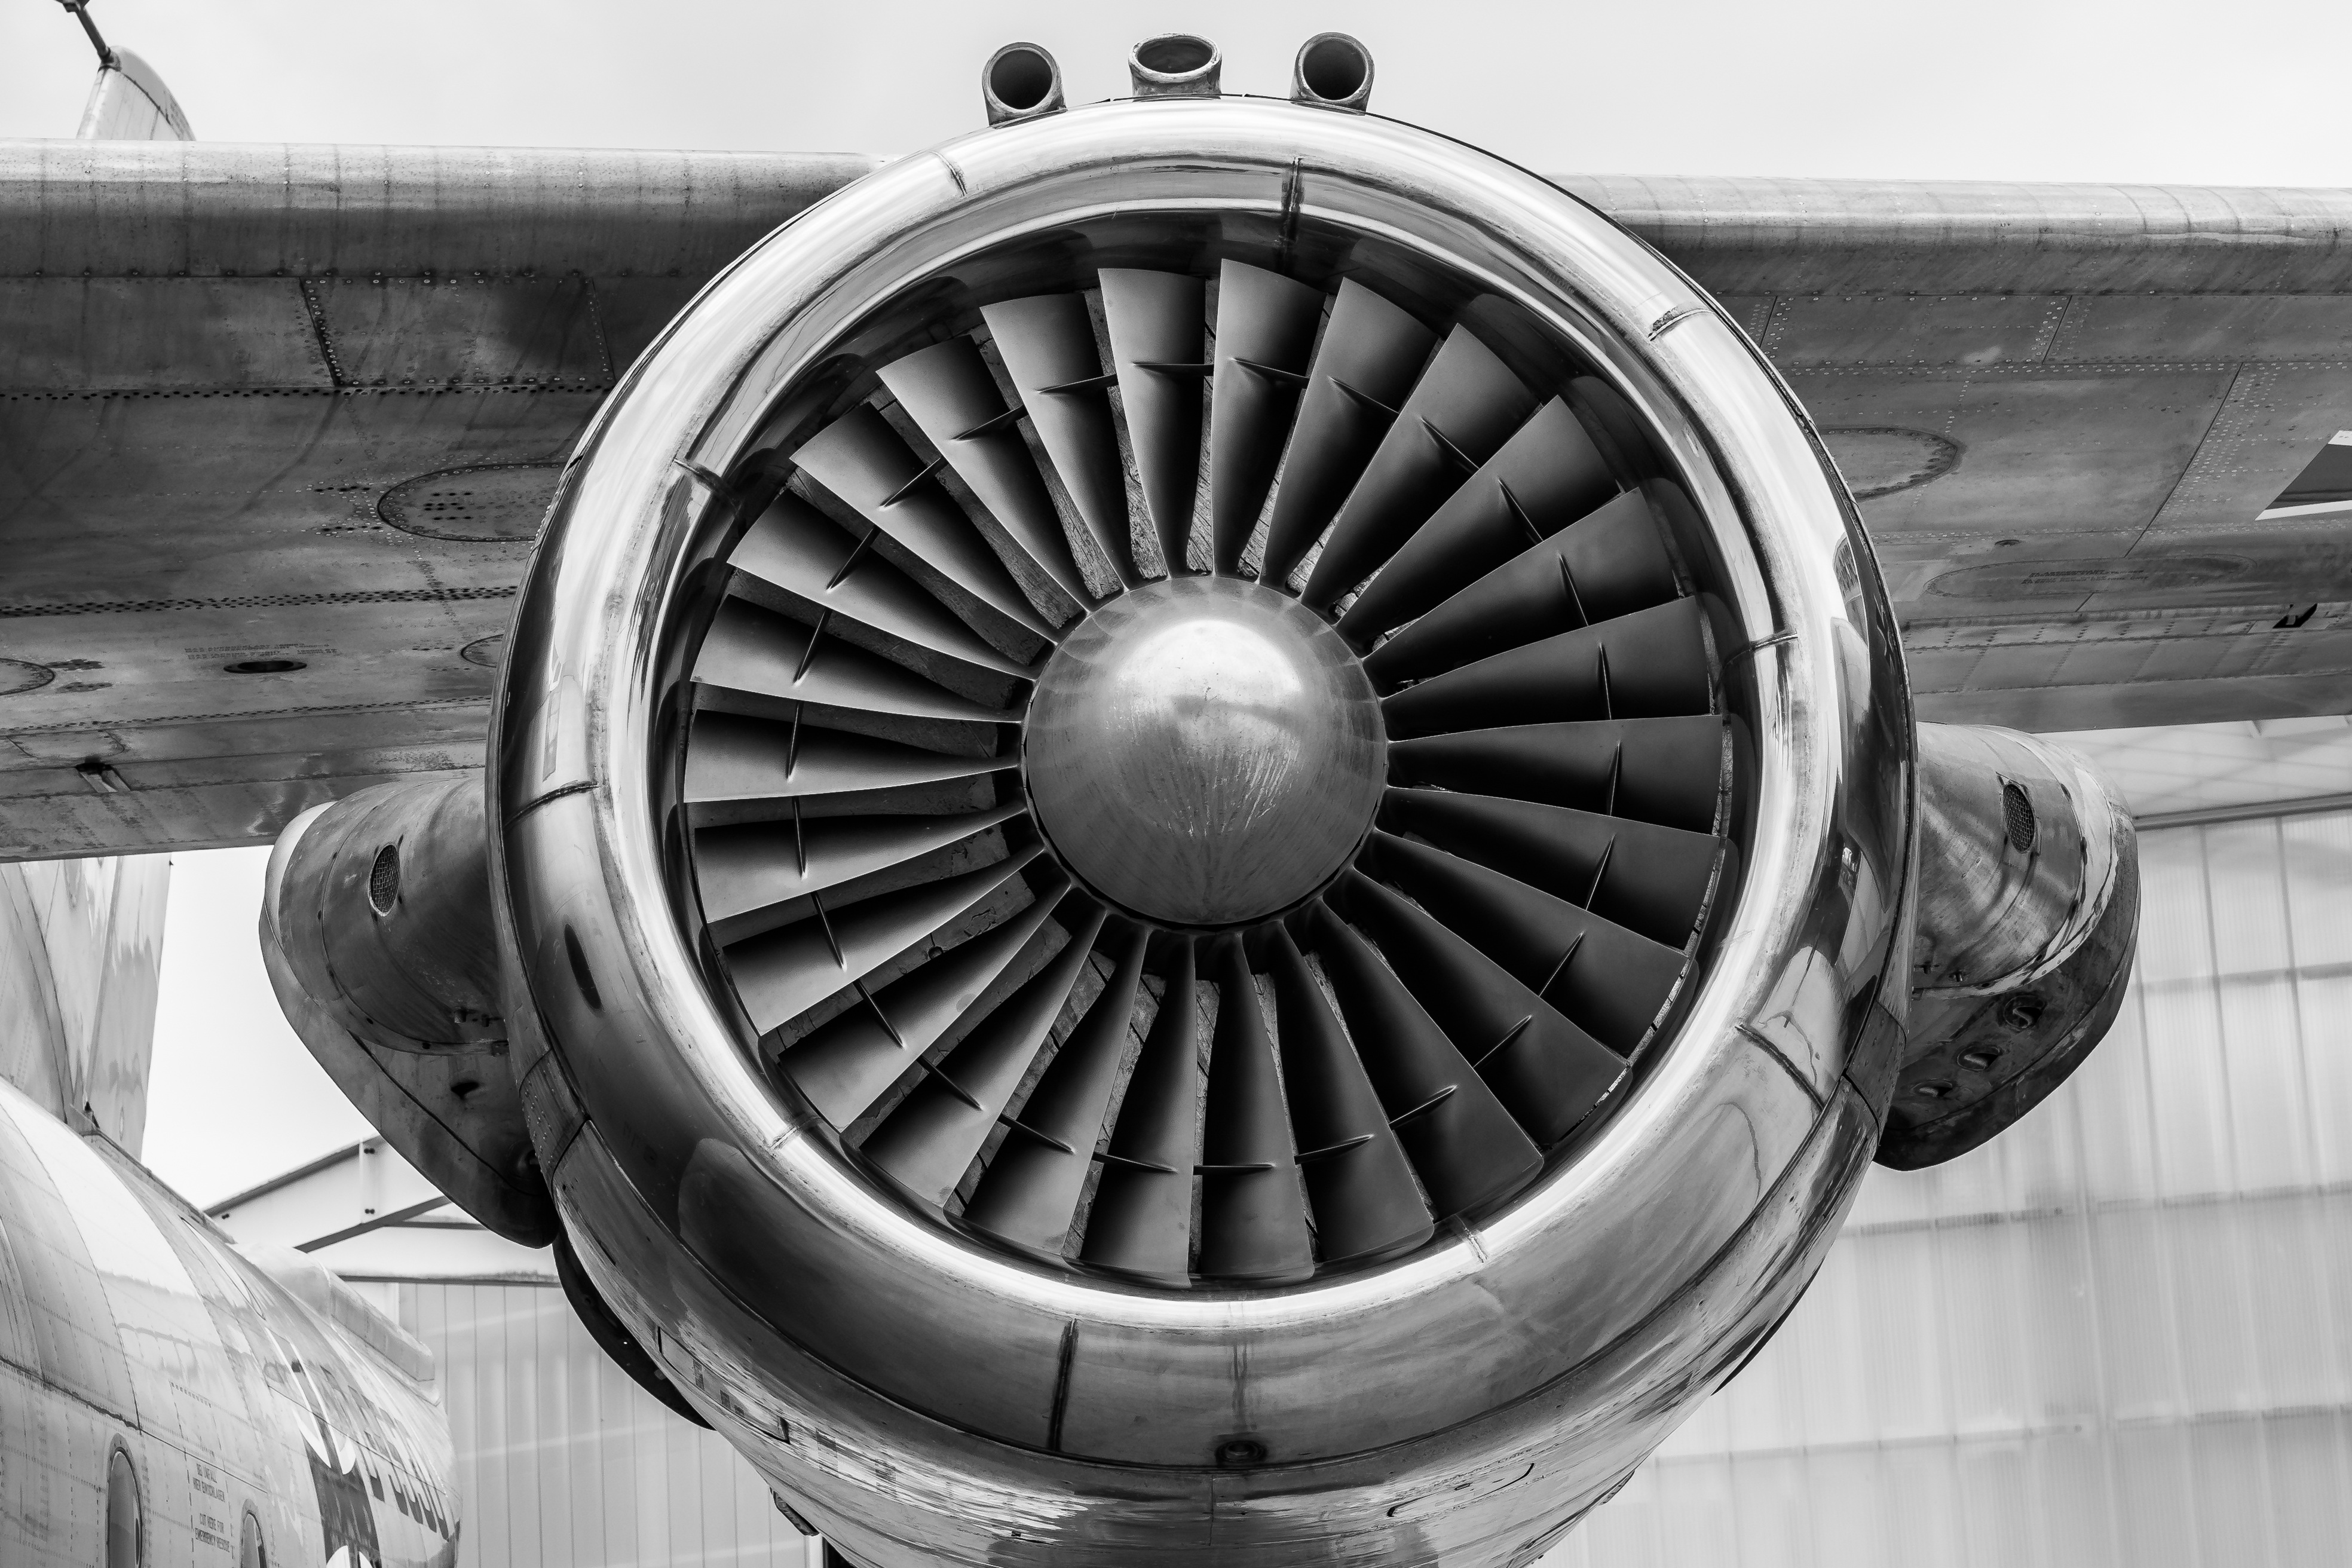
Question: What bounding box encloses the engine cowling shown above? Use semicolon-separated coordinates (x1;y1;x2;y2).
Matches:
491;76;1905;1567
258;39;2137;1568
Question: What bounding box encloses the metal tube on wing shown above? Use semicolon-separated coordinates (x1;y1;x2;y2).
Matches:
1292;33;1374;112
982;42;1062;126
1127;34;1221;97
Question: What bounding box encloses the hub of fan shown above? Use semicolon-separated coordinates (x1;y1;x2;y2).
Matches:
1022;576;1383;927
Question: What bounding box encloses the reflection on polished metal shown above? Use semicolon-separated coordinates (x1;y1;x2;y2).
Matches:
488;56;1914;1568
1026;578;1382;926
1885;723;2140;1169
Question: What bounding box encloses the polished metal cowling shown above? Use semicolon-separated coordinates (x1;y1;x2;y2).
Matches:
1886;723;2140;1168
491;93;1912;1568
261;779;557;1247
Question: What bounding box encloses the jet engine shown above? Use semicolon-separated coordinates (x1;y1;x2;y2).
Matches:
261;35;2139;1568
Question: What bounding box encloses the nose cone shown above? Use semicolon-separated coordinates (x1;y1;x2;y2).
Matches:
1024;578;1385;927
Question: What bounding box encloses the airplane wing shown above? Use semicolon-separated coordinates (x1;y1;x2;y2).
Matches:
4;143;2347;861
0;142;874;860
1568;174;2352;734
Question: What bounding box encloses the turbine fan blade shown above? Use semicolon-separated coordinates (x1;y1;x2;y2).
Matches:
1301;903;1542;1220
1363;483;1684;685
1380;788;1724;948
696;801;1027;945
1336;399;1616;641
1301;325;1537;608
1195;938;1314;1283
1382;599;1712;739
862;900;1105;1206
675;191;1768;1294
727;494;1033;678
683;712;1016;816
1080;939;1200;1284
1258;280;1437;584
963;927;1150;1254
1388;717;1729;834
877;338;1092;605
724;846;1044;1033
1567;374;1661;480
1327;869;1623;1146
1101;270;1208;574
1266;928;1432;1266
983;295;1137;582
778;885;1071;1126
1209;261;1323;572
1365;832;1688;1056
793;404;1055;638
694;598;1014;724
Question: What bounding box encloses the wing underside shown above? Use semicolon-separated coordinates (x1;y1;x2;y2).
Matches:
3;146;2347;859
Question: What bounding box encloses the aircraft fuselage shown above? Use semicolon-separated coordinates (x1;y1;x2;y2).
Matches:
0;1080;458;1568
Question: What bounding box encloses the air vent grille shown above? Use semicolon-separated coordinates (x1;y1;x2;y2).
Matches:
2002;779;2036;854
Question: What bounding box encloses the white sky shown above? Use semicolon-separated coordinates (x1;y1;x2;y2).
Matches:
7;0;2348;1204
145;846;372;1205
4;0;2352;184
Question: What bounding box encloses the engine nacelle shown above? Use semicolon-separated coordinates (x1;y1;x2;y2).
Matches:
260;41;2139;1568
1887;724;2139;1168
261;777;555;1246
495;87;1904;1568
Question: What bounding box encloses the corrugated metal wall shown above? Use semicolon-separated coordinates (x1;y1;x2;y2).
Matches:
1552;810;2352;1568
399;1282;819;1568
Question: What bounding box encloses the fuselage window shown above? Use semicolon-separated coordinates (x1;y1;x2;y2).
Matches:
105;1447;142;1568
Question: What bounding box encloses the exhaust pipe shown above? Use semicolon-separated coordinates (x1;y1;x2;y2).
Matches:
982;42;1062;126
1293;33;1374;112
1128;33;1221;98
